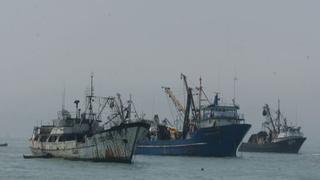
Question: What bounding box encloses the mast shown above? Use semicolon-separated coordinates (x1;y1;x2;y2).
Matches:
233;77;238;105
198;77;202;120
117;93;125;122
59;85;67;120
181;73;189;93
62;85;66;111
213;93;220;106
180;73;200;138
127;94;132;121
183;87;193;139
181;73;196;119
88;73;94;121
74;100;80;119
276;99;281;132
263;104;277;133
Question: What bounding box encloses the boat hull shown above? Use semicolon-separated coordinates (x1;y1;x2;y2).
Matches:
136;124;251;157
239;137;306;153
0;143;8;147
29;122;150;163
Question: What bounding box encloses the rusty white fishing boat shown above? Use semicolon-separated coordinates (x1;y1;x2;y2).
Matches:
27;75;150;163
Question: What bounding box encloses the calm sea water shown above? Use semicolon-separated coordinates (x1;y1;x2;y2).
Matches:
0;138;319;180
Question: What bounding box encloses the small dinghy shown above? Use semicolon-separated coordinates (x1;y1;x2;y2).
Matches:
0;143;8;147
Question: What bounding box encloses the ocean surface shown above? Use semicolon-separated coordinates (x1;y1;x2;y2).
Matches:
0;138;319;180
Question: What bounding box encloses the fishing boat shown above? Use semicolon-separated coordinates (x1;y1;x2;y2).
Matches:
136;74;251;157
27;75;150;163
239;100;306;153
0;143;8;147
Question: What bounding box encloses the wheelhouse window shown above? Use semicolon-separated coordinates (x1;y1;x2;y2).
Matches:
48;136;58;142
215;110;237;118
203;109;214;120
76;135;85;143
58;134;76;142
206;107;238;119
39;136;48;142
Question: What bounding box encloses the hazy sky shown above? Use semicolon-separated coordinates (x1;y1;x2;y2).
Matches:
0;1;319;145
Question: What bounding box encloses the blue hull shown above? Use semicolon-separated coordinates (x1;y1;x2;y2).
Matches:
136;124;251;157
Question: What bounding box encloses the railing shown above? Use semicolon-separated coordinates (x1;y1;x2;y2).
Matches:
238;113;245;120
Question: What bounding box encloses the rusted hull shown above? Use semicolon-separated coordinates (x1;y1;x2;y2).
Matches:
29;122;150;163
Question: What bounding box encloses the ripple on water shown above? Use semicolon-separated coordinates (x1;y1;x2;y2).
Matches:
0;139;320;180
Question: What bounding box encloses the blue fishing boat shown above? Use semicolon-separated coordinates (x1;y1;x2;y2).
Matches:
136;74;251;157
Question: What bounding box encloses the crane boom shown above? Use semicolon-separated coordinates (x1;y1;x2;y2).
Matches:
162;87;185;118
